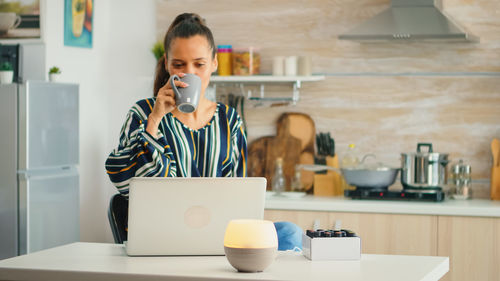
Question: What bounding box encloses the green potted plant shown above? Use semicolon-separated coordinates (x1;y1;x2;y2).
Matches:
151;41;165;61
0;61;14;84
48;66;61;82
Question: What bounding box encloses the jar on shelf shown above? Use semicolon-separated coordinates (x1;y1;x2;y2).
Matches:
216;45;232;76
232;47;260;75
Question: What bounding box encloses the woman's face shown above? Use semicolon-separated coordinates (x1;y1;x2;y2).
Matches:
166;35;217;97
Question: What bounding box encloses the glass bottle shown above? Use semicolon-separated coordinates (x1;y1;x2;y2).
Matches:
272;157;286;195
341;144;360;168
291;169;303;192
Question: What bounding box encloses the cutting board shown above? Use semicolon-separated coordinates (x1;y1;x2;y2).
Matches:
491;138;500;200
248;112;316;191
248;136;273;184
276;113;315;192
248;135;301;190
492;167;500;200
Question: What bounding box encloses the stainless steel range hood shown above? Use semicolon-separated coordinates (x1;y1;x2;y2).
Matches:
338;0;478;42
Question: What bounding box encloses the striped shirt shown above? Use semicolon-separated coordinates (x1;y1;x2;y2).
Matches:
105;98;247;195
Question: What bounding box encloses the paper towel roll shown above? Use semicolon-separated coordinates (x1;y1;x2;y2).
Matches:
284;56;297;76
298;56;312;76
272;56;285;76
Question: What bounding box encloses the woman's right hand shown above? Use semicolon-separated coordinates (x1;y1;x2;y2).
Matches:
146;73;189;136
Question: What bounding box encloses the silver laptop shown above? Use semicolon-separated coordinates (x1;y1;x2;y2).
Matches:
125;177;267;256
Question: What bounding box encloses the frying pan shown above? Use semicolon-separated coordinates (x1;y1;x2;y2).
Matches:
297;164;399;190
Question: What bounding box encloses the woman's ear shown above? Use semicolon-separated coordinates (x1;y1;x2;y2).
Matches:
163;54;168;69
212;55;218;73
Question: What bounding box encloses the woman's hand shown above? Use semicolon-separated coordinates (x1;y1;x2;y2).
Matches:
146;73;189;136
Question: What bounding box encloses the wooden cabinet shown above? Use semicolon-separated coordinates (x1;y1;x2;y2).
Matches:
437;216;500;281
265;210;500;281
264;210;438;256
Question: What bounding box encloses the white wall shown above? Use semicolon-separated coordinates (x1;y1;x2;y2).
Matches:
43;0;156;242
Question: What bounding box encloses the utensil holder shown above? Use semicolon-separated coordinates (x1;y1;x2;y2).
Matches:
491;167;500;200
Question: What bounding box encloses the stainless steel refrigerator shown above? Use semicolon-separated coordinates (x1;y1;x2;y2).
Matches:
0;81;80;260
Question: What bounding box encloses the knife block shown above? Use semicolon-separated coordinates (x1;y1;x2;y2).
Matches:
313;155;343;196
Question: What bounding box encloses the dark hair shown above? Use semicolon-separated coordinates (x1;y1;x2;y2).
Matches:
153;13;216;96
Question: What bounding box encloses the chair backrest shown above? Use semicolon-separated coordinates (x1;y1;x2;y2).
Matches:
108;193;129;244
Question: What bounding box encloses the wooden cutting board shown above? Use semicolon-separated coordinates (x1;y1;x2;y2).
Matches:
491;138;500;200
248;136;273;184
248;135;301;190
276;113;315;153
276;113;316;192
248;112;316;191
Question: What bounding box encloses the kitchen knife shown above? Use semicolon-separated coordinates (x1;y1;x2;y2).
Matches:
316;134;322;155
329;137;335;157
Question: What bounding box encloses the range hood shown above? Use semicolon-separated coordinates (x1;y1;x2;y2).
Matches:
338;0;478;42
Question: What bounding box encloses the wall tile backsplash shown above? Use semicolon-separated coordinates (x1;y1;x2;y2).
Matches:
157;0;500;198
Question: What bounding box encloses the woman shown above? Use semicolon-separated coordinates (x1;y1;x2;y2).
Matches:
105;13;300;250
105;13;246;194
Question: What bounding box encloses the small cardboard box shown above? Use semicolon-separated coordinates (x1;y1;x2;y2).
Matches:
302;234;361;261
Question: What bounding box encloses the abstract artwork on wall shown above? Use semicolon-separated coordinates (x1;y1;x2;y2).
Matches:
64;0;93;48
0;0;40;40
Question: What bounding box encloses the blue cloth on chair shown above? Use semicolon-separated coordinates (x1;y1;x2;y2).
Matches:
274;221;303;251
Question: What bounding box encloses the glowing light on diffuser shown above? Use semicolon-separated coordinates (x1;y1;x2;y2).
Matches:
223;219;278;273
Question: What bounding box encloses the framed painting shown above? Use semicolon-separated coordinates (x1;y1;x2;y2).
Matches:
0;0;41;40
64;0;93;48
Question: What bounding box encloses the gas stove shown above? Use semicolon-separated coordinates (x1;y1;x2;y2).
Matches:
344;188;445;202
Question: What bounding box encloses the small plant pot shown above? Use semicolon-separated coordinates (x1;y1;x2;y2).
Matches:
49;73;60;82
0;71;14;84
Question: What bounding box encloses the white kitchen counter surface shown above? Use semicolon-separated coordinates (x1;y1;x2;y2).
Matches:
0;242;448;281
265;193;500;218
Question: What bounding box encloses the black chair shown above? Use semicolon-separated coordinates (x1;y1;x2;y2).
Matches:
108;193;129;244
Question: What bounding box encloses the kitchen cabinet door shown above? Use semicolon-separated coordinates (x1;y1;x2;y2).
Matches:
345;212;438;256
264;210;330;231
264;210;438;256
437;216;500;281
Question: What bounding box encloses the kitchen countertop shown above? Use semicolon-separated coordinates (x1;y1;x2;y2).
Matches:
265;193;500;218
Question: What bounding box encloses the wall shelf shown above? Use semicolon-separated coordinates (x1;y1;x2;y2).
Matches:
209;75;325;104
210;75;325;83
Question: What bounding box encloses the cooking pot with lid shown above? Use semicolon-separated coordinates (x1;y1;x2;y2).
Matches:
401;143;449;190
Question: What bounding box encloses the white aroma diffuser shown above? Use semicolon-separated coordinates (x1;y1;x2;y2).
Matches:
223;219;278;272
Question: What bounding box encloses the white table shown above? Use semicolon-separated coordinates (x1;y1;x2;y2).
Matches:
0;242;449;281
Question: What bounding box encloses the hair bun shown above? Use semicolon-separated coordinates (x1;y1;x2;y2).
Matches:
174;13;205;27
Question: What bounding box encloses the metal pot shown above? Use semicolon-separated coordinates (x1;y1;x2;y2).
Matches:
401;143;449;190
